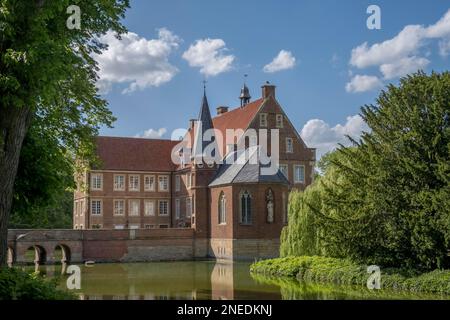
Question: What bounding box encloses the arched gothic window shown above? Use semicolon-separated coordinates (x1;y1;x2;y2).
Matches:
218;192;226;224
240;190;252;224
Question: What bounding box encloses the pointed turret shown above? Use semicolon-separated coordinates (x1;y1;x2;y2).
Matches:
192;87;216;164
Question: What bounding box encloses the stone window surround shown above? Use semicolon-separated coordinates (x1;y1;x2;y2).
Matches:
91;173;103;191
113;174;125;191
294;164;305;184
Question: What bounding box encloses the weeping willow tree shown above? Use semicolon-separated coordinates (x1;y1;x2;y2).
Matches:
280;150;353;258
280;186;323;257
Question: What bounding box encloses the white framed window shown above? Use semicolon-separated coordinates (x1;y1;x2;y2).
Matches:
144;175;155;191
175;198;181;219
175;175;180;192
279;164;288;179
186;173;192;189
158;176;169;191
259;113;268;127
91;173;103;190
159;200;169;216
294;165;305;183
114;225;124;230
144;200;155;216
159;224;169;229
218;192;226;224
74;225;78;230
129;175;140;191
286;138;293;153
80;201;84;216
91;199;102;215
145;224;155;229
129;224;140;230
79;224;84;230
114;199;125;215
74;202;79;217
186;197;192;218
276;114;283;128
114;175;125;191
129;199;140;216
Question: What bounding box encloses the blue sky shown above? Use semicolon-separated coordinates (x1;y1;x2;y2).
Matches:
96;0;450;157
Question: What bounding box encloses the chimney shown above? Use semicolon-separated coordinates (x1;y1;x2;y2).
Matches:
216;106;229;115
189;119;196;129
261;81;276;99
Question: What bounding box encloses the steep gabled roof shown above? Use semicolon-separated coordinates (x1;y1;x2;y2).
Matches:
94;136;178;172
212;98;264;156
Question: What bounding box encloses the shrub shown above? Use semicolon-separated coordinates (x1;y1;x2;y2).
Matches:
0;267;75;300
250;256;450;295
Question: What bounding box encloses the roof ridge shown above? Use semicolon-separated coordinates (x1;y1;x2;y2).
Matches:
97;136;176;143
211;98;264;120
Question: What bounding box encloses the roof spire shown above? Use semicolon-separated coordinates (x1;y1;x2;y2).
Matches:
239;74;251;107
192;82;215;164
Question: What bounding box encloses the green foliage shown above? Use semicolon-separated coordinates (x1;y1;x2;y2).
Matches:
0;1;130;234
281;72;450;270
251;256;450;295
0;267;75;300
9;122;74;228
322;71;450;270
280;187;324;257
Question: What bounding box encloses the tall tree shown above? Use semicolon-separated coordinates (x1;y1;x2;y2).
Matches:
320;71;450;270
0;0;129;266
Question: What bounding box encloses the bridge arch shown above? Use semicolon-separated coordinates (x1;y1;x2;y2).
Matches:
26;245;47;265
54;244;71;264
7;246;14;266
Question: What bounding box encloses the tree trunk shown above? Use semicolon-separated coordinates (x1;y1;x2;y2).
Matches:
0;105;32;266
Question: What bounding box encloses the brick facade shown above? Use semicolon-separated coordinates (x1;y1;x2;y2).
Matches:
72;82;315;260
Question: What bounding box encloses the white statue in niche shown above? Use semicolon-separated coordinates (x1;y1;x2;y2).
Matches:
266;189;274;223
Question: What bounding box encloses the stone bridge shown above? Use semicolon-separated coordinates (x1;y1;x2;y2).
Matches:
7;228;199;265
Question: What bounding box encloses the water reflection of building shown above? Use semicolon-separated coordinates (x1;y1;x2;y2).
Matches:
211;262;235;300
29;260;282;300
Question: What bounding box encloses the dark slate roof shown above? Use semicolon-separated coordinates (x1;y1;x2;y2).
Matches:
209;147;289;187
198;92;214;131
192;92;215;160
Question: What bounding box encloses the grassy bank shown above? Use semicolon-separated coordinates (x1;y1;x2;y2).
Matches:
250;256;450;295
0;267;75;300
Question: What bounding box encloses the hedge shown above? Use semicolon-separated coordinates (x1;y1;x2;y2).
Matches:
250;256;450;295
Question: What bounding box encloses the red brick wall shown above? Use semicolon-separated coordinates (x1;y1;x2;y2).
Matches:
209;186;234;239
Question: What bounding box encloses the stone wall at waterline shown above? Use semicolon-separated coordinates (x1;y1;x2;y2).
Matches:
7;228;280;264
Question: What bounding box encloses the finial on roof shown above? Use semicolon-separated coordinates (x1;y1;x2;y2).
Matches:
239;74;251;107
202;79;207;95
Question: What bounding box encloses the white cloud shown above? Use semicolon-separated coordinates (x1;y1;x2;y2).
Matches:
439;38;450;57
345;75;382;93
350;25;425;69
425;9;450;38
263;50;296;73
300;115;369;159
182;39;234;77
94;28;180;94
135;128;167;139
347;9;450;86
380;56;430;79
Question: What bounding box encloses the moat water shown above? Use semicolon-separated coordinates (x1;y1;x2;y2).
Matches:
25;260;449;300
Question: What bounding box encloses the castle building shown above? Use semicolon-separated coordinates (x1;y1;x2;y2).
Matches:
73;82;316;260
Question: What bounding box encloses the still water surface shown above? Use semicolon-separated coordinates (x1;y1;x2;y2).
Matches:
29;260;449;300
